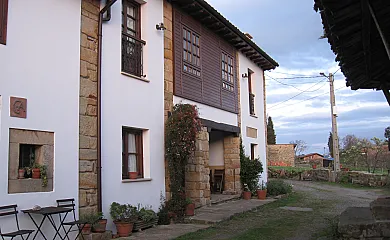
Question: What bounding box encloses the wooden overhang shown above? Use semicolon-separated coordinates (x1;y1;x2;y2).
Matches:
200;119;240;137
314;0;390;105
168;0;279;71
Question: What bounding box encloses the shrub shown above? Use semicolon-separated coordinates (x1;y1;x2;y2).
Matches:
109;202;137;223
267;179;292;196
157;194;170;225
240;139;263;193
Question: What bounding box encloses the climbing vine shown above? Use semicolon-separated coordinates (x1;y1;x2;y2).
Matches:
165;104;201;217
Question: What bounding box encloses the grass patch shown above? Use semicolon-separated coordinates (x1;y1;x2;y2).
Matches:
176;192;336;240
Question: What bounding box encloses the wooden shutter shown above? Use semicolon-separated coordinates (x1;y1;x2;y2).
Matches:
0;0;8;45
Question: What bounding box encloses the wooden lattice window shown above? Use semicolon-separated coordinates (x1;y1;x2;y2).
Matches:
183;28;201;77
0;0;9;45
222;52;234;91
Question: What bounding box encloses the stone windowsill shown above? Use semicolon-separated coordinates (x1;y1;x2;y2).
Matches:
250;114;258;118
122;178;152;183
121;72;150;83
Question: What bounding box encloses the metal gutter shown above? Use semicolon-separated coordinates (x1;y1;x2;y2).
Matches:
97;0;118;212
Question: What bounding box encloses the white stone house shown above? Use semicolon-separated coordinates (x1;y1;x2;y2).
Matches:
0;0;81;238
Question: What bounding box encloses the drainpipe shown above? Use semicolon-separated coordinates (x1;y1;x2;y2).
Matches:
97;0;118;212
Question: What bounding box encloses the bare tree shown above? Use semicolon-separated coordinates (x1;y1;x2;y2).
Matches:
342;134;360;151
290;140;308;158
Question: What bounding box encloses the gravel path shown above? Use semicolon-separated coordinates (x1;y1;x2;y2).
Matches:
285;180;386;240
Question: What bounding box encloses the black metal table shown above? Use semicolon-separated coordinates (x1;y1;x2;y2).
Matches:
22;207;72;240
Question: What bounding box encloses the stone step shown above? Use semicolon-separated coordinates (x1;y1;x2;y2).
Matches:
210;194;241;205
338;207;390;239
81;231;113;240
370;196;390;221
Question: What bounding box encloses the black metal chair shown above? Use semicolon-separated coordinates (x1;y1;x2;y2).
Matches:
0;205;34;240
56;199;86;240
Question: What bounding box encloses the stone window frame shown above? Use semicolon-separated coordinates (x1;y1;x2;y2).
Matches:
8;128;54;194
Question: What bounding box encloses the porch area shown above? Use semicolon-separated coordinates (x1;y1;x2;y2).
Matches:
185;119;242;207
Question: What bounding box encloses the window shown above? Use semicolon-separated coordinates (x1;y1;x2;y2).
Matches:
19;144;39;169
251;144;257;160
222;52;234;91
0;0;9;45
122;0;145;77
183;28;201;77
122;128;143;179
248;69;255;115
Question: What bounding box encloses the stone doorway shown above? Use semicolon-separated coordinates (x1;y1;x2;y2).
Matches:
185;122;241;207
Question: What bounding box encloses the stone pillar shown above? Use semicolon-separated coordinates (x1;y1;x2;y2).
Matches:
164;0;174;199
223;135;242;194
79;0;100;216
185;127;211;207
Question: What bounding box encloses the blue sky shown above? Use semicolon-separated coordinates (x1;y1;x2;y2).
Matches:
206;0;390;154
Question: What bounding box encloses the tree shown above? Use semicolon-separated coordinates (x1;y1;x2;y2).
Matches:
385;127;390;151
366;137;389;173
327;132;333;157
342;134;360;151
267;116;276;145
290;140;307;158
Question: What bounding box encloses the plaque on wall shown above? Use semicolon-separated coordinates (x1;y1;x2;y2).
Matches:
10;97;27;118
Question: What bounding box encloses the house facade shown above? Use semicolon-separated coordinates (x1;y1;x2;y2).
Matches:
0;0;277;236
163;0;278;206
0;0;81;237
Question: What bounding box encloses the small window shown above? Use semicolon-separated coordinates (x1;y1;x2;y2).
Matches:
248;69;255;115
19;144;40;169
183;28;201;77
251;144;257;160
222;52;234;91
0;0;9;45
122;127;143;179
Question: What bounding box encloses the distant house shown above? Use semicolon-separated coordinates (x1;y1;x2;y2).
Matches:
296;153;325;168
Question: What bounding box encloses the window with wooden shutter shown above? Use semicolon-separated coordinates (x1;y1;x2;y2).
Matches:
122;127;144;179
0;0;9;45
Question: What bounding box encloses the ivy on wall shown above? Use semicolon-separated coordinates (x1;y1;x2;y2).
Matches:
165;104;201;216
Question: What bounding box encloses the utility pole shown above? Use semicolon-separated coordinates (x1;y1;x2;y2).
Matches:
329;73;341;171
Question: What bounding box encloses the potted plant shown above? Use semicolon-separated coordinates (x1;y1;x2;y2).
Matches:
128;172;138;179
185;198;195;216
256;181;267;200
18;169;25;179
133;205;158;231
32;163;41;179
110;202;137;237
24;167;32;178
243;184;251;200
92;212;107;233
312;164;317;169
80;213;98;235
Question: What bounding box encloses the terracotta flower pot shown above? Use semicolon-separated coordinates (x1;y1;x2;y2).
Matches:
114;221;134;237
92;219;107;233
128;172;138;179
82;224;92;234
18;169;25;179
185;203;195;216
32;168;40;179
312;165;317;169
243;191;251;200
257;189;267;200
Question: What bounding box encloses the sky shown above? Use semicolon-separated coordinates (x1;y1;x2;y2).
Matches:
206;0;390;154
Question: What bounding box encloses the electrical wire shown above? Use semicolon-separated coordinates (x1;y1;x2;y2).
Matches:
267;78;329;109
268;86;346;111
269;76;325;80
265;74;328;90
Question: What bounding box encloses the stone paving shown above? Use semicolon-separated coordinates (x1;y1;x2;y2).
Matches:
279;206;313;212
118;224;209;240
187;198;276;224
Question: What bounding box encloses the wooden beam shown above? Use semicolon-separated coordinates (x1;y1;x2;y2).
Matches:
383;88;390;106
361;0;372;82
200;119;240;134
241;47;252;53
368;1;390;60
201;15;212;22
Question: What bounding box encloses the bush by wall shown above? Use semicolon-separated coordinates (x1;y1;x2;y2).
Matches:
267;179;293;196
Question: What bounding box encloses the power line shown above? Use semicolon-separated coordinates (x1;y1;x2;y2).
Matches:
268;86;346;111
271;71;320;77
267;78;328;109
269;76;325;80
265;74;329;91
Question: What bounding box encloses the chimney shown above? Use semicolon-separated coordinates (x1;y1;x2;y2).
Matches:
244;33;253;40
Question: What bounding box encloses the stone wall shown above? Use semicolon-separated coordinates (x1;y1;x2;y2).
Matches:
224;135;242;194
269;168;389;187
163;0;174;199
267;144;295;167
79;0;100;216
185;127;211;207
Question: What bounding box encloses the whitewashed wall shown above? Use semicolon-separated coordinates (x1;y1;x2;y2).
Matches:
100;0;165;232
239;52;268;183
173;96;238;126
0;0;81;238
209;132;225;167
